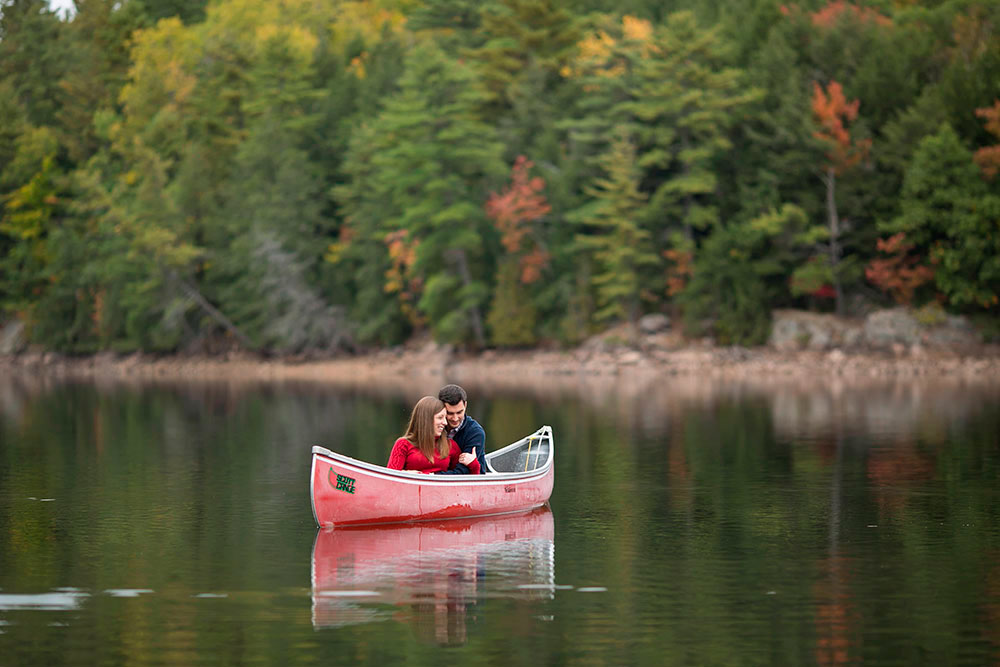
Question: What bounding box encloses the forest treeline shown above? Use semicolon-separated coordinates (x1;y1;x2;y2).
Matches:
1;0;999;354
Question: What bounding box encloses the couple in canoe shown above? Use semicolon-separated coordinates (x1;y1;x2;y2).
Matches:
386;384;488;475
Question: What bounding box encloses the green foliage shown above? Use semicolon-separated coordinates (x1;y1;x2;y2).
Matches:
334;40;505;346
3;0;1000;352
626;11;758;241
142;0;209;24
0;140;61;320
681;205;810;345
729;26;822;222
0;0;68;127
883;124;1000;310
486;258;538;347
569;127;657;325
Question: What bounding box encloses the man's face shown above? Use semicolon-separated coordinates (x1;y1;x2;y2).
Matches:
444;401;466;430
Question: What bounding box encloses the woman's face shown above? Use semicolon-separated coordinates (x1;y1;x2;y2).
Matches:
433;407;448;438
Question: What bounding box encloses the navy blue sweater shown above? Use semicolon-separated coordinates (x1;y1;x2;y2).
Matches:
449;416;487;474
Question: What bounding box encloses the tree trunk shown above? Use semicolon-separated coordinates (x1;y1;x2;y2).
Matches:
682;130;694;242
824;167;845;315
449;249;487;348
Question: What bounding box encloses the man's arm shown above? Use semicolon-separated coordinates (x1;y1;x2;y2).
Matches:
434;439;480;475
461;420;487;474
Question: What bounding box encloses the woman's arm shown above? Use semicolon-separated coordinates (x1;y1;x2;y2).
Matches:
386;438;410;470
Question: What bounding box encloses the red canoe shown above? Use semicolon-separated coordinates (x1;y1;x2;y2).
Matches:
310;425;553;527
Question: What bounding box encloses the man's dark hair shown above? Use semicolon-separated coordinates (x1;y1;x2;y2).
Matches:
438;384;468;406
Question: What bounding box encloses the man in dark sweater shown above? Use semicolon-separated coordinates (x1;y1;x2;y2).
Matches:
438;384;488;474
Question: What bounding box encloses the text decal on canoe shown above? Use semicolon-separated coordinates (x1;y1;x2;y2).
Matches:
328;468;356;494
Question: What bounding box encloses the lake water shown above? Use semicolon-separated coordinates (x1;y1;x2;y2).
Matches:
1;373;999;665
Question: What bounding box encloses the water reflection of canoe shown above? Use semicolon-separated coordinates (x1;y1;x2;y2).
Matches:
311;506;555;632
310;425;553;527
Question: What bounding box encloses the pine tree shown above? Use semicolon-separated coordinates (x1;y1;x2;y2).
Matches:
568;126;657;330
0;129;62;327
335;41;505;346
55;0;148;163
883;124;1000;310
210;25;346;352
0;0;68;128
680;204;811;345
625;11;757;243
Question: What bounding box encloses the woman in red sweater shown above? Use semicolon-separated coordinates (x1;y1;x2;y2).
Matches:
387;396;481;474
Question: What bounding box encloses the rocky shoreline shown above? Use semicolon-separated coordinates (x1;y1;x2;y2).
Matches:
2;309;999;391
2;340;998;388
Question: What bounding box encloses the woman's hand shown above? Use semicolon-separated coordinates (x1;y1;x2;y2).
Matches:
458;452;475;465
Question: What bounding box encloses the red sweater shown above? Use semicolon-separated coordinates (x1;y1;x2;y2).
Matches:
386;437;481;475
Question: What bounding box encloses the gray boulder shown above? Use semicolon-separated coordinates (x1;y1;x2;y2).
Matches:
769;310;863;350
639;313;671;335
862;309;922;347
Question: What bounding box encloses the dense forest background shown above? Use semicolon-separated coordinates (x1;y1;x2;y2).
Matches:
1;0;999;354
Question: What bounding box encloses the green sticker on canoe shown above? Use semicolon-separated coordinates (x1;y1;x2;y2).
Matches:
329;468;356;494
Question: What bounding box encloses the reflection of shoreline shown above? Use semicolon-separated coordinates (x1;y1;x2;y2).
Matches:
4;359;998;443
310;507;555;641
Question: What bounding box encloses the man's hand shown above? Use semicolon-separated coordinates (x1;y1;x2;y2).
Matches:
458;452;475;465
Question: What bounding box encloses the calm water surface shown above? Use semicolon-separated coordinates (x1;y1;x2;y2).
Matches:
1;374;998;665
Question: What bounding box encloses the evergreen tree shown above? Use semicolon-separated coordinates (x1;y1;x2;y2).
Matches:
335;41;505;346
210;26;346;352
486;258;539;347
568;126;657;329
725;25;821;224
332;121;411;345
406;0;482;47
626;11;757;244
680;205;811;345
0;128;62;330
883;124;1000;310
142;0;208;24
465;0;579;118
0;0;68;127
55;0;148;163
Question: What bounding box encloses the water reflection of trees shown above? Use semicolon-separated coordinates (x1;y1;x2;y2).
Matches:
3;374;999;662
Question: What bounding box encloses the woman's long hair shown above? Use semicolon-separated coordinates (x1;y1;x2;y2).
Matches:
403;396;450;461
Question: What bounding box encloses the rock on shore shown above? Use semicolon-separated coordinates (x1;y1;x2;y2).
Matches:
769;308;980;350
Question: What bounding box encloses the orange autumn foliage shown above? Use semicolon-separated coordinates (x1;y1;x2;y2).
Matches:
974;100;1000;180
780;1;891;28
812;80;871;174
864;233;935;305
663;248;693;297
384;229;423;325
810;0;891;28
485;156;551;284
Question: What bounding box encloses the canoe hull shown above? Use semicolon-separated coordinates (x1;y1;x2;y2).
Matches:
310;427;554;527
311;454;552;526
